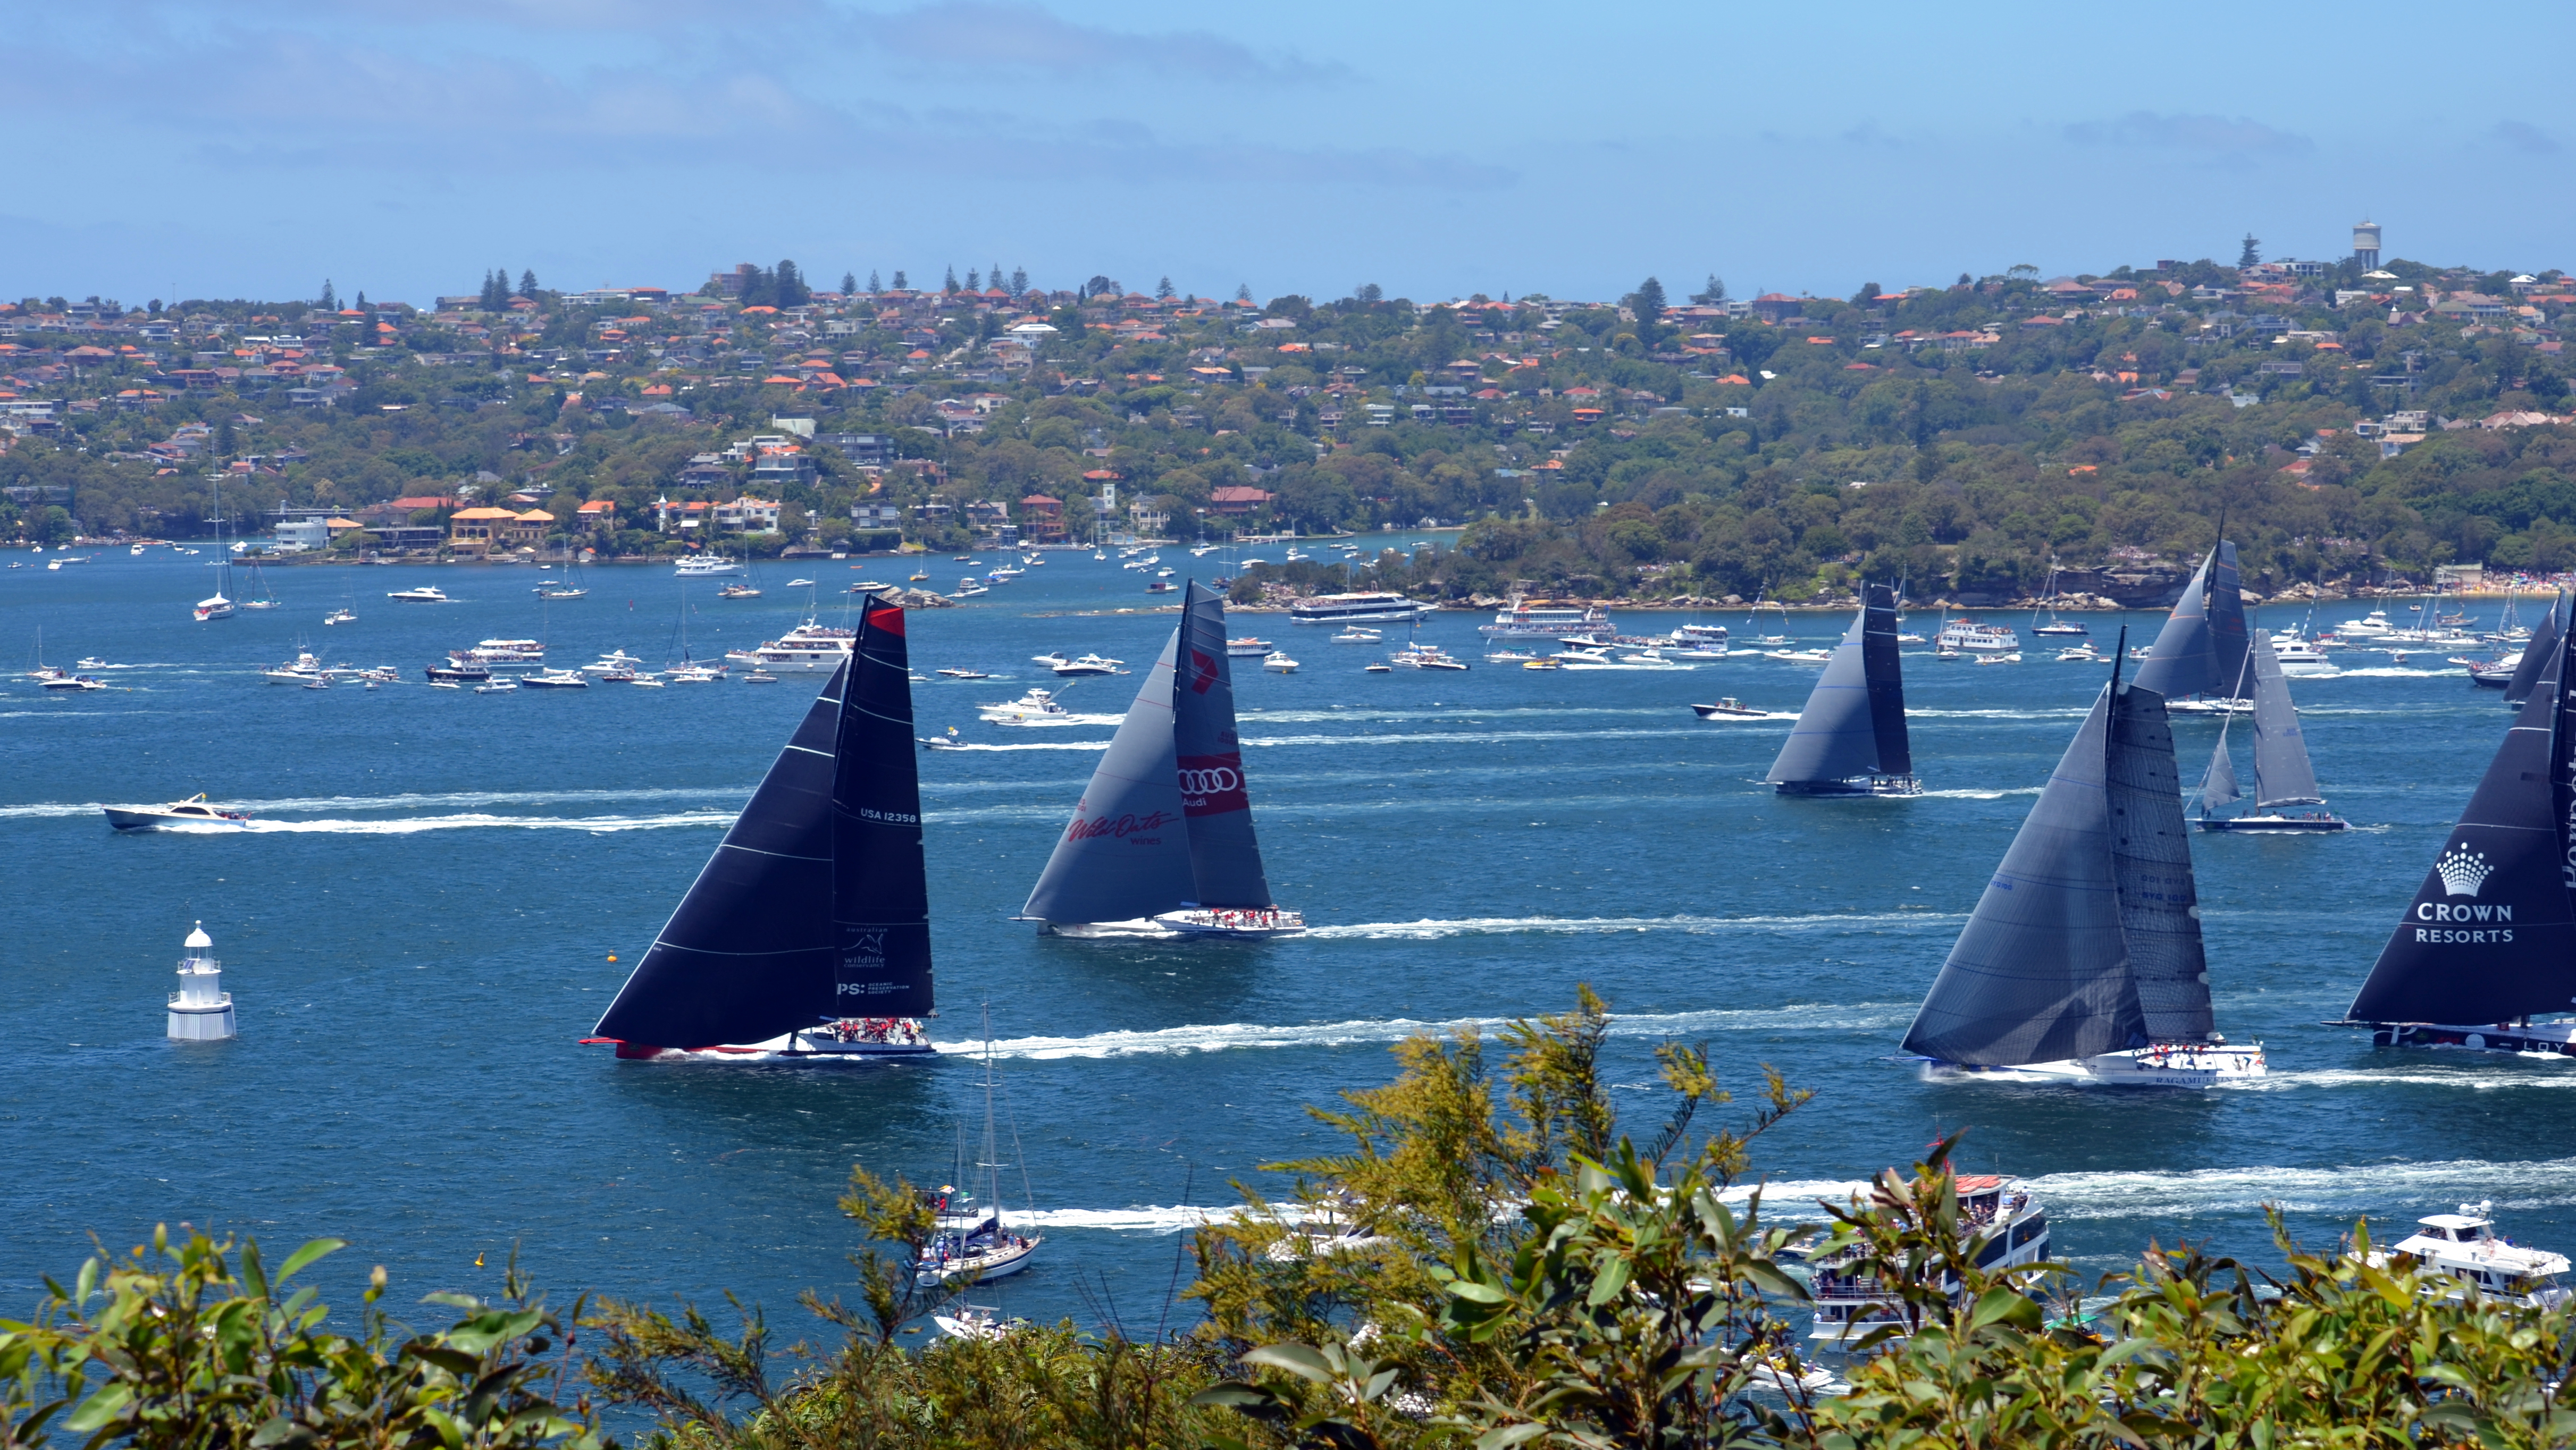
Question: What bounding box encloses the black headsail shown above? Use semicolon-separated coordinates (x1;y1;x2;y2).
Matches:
1766;584;1910;790
1901;647;2145;1065
831;598;934;1016
2107;676;2213;1042
595;602;933;1048
2131;540;2248;702
2347;623;2576;1025
2504;592;2565;709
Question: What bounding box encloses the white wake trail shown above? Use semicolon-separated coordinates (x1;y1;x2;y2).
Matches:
936;1001;1919;1063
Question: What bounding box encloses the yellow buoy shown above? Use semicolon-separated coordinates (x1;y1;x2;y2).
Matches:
607;955;618;962
474;1252;485;1267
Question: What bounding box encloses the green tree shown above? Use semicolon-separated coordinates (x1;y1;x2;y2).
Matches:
2239;233;2262;268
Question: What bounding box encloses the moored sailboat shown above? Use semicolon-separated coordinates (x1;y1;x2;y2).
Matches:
587;597;937;1060
1022;580;1304;939
2499;592;2565;708
917;1007;1043;1287
1901;636;2266;1086
2193;630;2347;832
2132;536;2249;714
1765;583;1919;796
2337;617;2576;1058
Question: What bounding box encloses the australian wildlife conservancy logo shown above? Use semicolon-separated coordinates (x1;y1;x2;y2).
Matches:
2415;844;2512;943
837;929;894;994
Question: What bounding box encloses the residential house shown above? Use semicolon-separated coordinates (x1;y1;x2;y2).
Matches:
447;506;520;551
505;509;555;547
1018;494;1067;543
576;499;617;530
653;497;714;534
1207;485;1273;517
712;495;782;533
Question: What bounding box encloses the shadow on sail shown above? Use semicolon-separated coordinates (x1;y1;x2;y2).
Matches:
586;597;938;1062
1023;580;1304;940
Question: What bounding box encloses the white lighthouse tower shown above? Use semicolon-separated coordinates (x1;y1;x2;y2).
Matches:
166;921;237;1041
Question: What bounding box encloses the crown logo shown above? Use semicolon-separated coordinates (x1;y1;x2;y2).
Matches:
2437;846;2493;897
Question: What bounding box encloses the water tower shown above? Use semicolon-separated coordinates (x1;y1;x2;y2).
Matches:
2353;220;2382;271
166;921;237;1040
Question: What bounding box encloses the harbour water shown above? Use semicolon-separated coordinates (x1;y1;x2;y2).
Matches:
3;548;2569;1329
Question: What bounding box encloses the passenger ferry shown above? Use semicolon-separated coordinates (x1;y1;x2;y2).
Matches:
448;638;546;668
1479;597;1614;643
722;620;857;672
1934;618;2020;654
1286;591;1431;626
1808;1174;2050;1345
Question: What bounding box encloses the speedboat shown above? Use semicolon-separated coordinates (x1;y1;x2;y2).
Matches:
1974;651;2023;665
935;668;991;679
324;608;356;626
385;586;449;603
954;580;990;597
786;578;815;587
743;671;779;684
979;687;1073;724
582;651;650;675
1761;647;1834;664
263;651;330;685
2055;644;2104;663
673;555;742;577
473;680;520;694
74;656;107;670
1262;652;1298;673
1691;697;1765;718
1051;654;1126;677
1330;628;1383;644
103;793;252;831
1390;644;1468;671
42;674;107;692
717;583;761;599
1521;657;1562;670
519;670;591;688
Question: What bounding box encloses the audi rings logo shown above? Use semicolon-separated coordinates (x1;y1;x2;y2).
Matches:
1178;766;1241;795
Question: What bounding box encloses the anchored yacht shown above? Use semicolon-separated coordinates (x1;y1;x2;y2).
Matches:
723;620;857;672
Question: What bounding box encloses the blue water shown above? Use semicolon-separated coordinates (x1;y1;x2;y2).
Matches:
2;546;2569;1333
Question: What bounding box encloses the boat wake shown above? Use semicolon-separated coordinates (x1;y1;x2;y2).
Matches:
164;811;738;835
0;786;756;821
2218;1066;2576;1092
2311;666;2458;679
1906;707;2095;720
933;1001;1920;1063
922;727;1716;754
1304;912;1960;940
1911;787;2046;800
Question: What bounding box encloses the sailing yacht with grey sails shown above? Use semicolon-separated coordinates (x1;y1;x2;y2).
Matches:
1900;638;2267;1086
587;597;937;1060
1765;583;1919;796
2501;593;2566;709
2194;630;2347;832
1023;580;1304;938
2338;614;2576;1058
2131;538;2250;714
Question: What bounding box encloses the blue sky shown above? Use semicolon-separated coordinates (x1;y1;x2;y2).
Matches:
7;0;2570;308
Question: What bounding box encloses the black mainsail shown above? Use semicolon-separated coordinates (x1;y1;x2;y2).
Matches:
2132;540;2248;703
594;598;932;1049
2346;623;2576;1026
1902;652;2219;1067
2245;631;2322;808
2503;592;2565;709
1023;580;1278;926
1765;583;1915;794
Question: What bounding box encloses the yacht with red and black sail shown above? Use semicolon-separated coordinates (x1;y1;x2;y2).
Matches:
586;596;937;1061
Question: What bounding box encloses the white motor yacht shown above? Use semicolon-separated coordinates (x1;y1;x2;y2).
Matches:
1809;1175;2051;1345
263;650;330;685
582;651;651;675
385;586;450;603
722;621;856;672
1051;653;1126;677
979;687;1074;724
1262;651;1298;673
1227;637;1273;656
103;793;254;831
1330;627;1383;645
672;555;742;577
2371;1204;2569;1309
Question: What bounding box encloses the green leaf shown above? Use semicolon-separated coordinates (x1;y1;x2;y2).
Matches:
1585;1254;1631;1306
1244;1342;1337;1385
274;1238;347;1287
61;1381;132;1434
1968;1287;2041;1333
1190;1382;1286;1412
1447;1279;1511;1305
1475;1424;1550;1450
240;1240;268;1302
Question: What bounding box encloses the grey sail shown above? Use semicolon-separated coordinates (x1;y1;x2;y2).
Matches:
2131;542;2247;701
830;598;934;1016
1767;584;1906;788
1172;581;1274;907
2107;682;2214;1042
2246;631;2322;808
1900;684;2146;1065
1022;630;1195;924
2503;593;2564;708
2197;727;2242;815
2347;629;2576;1024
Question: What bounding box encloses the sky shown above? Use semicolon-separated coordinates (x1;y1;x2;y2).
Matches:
6;0;2571;309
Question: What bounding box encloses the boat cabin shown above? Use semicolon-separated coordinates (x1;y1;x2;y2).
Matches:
2386;1207;2571;1308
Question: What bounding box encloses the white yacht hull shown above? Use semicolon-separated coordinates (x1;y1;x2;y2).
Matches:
916;1235;1041;1286
1043;911;1306;940
1918;1042;2267;1088
600;1021;937;1061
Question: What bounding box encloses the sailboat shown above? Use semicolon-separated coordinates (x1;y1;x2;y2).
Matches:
1900;634;2268;1086
535;557;590;600
1764;583;1919;796
665;581;725;681
2338;617;2576;1058
2193;631;2347;831
2498;593;2565;706
1022;580;1305;939
238;558;281;610
194;482;236;622
917;1007;1043;1287
586;596;938;1060
2130;536;2248;715
2030;563;2088;636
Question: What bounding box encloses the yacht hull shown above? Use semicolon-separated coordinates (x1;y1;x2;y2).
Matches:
1773;776;1922;797
2197;813;2348;832
2356;1021;2576;1057
104;807;250;831
1917;1042;2266;1088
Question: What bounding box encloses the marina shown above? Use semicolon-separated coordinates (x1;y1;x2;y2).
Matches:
3;545;2574;1336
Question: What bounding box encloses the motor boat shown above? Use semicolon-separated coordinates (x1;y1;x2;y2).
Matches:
1228;637;1273;657
473;680;520;694
582;651;651;675
1051;654;1126;677
1974;652;2023;665
935;668;991;679
2055;644;2104;663
717;583;761;599
673;555;742;577
1389;644;1469;671
1263;652;1299;673
385;586;450;603
519;670;591;689
41;674;107;692
979;687;1074;724
1330;628;1383;644
324;608;356;626
2368;1204;2569;1309
423;662;492;682
263;650;331;685
103;793;252;831
1691;698;1766;718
